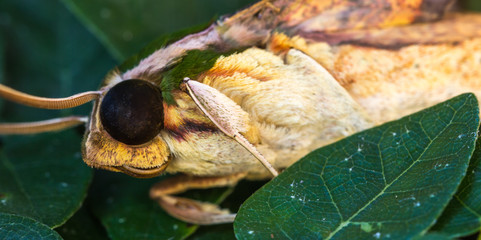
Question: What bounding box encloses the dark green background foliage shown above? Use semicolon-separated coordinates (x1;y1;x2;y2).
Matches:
0;0;480;239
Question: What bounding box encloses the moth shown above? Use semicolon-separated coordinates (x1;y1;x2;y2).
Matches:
1;0;481;225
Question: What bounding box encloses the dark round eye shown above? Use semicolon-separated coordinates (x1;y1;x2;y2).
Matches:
100;79;163;145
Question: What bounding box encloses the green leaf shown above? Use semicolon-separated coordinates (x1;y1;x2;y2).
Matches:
89;172;195;240
89;172;232;240
0;131;93;227
414;233;453;240
57;206;109;240
428;135;481;237
60;0;257;61
0;213;62;240
187;225;236;240
234;93;480;239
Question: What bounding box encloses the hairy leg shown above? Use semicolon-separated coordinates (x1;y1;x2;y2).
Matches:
150;172;247;225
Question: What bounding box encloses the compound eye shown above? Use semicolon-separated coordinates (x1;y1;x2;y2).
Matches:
100;79;164;145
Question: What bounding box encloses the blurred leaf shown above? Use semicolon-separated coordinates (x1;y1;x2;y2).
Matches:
0;33;4;84
0;213;62;240
60;0;256;61
429;135;481;237
57;205;109;240
89;171;232;240
462;0;481;11
0;0;116;121
0;131;92;227
0;0;115;229
234;94;479;239
0;34;5;111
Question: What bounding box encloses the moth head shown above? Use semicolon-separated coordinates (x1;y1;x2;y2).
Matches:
0;75;172;177
82;77;171;178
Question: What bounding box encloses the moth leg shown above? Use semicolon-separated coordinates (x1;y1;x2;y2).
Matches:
150;172;246;225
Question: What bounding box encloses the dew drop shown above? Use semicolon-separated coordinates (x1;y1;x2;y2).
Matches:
360;222;373;233
373;232;381;239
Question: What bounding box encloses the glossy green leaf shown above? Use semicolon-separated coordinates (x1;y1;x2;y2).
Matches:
234;94;480;239
0;213;62;240
0;131;92;227
428;136;481;237
60;0;256;61
89;172;233;240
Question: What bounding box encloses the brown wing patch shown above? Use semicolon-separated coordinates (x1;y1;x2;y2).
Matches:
299;14;481;49
278;0;453;31
307;37;481;123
